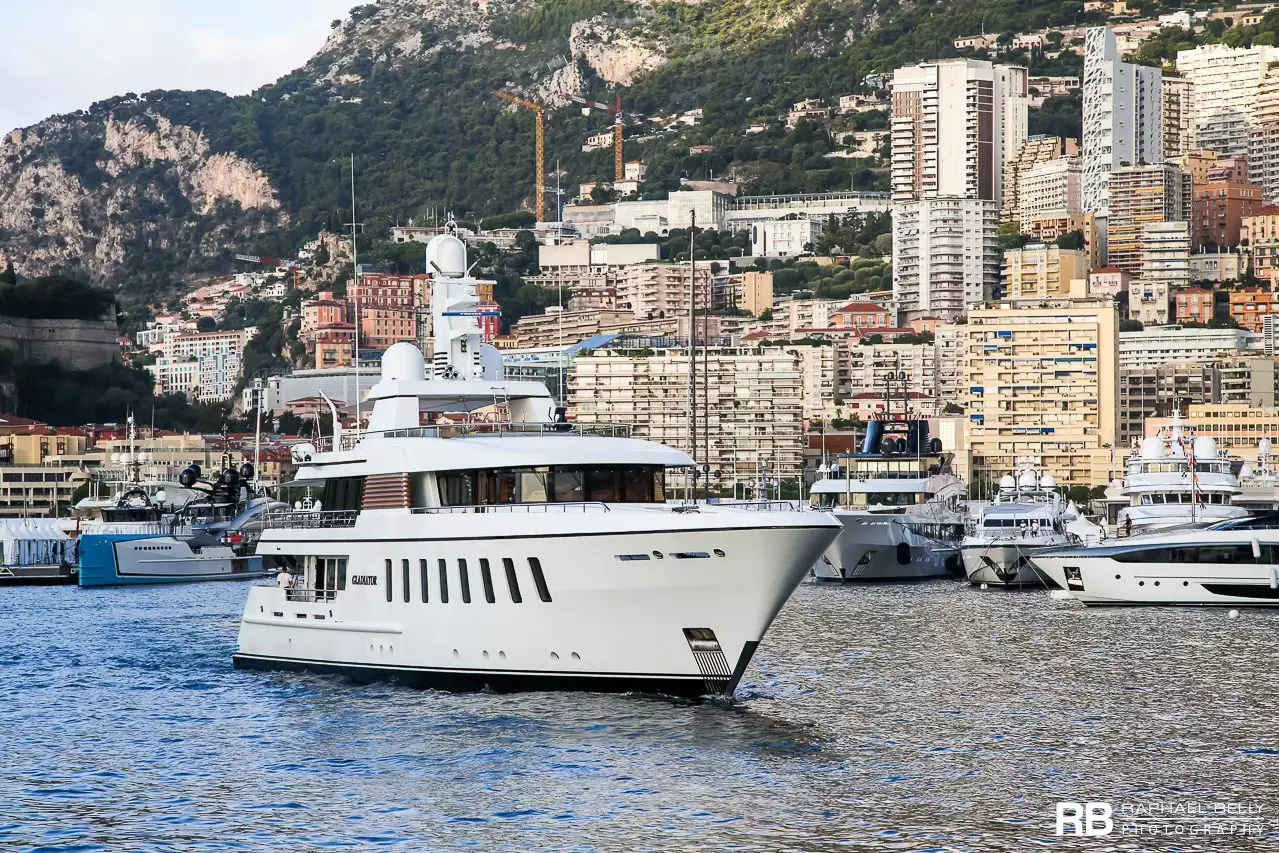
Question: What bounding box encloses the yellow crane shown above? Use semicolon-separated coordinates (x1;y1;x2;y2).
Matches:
569;93;625;183
493;89;546;222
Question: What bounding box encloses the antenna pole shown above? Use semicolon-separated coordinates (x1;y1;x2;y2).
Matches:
688;210;697;496
349;154;362;432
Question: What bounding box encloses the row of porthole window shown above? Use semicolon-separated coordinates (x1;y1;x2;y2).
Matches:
615;549;726;562
137;545;173;551
1116;574;1191;588
385;556;552;605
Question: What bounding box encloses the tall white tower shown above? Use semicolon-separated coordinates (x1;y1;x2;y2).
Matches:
1083;27;1163;216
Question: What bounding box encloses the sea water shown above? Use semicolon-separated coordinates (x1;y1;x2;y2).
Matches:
3;580;1278;851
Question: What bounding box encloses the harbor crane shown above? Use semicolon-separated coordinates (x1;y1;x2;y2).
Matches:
493;89;547;222
568;93;626;183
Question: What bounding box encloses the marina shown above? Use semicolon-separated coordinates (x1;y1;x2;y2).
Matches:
5;579;1279;850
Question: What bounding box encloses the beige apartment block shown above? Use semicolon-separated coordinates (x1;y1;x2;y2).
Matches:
1004;136;1077;225
1000;244;1090;299
569;347;806;486
513;308;636;348
1106;164;1192;276
964;292;1119;487
1145;403;1279;461
616;263;713;320
1017;155;1083;233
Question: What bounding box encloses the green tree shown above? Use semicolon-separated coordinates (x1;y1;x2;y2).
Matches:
0;260;15;285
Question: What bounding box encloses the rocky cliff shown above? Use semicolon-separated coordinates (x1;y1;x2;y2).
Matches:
0;0;1080;289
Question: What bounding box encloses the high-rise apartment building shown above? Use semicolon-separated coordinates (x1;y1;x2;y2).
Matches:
1242;205;1279;282
1118;362;1217;444
1252;69;1279;204
964;288;1119;487
1082;28;1163;215
1018;156;1084;233
1002;135;1077;224
891;59;1029;206
1177;42;1279;158
892;197;999;323
1162;75;1195;159
1105;164;1192;275
1000;244;1090;300
1190;180;1264;249
1130;221;1191;326
150;328;257;403
568;347;805;486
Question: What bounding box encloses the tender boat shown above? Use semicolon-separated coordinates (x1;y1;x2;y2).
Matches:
809;418;965;581
961;469;1074;587
1031;514;1279;607
1114;410;1246;536
232;232;841;697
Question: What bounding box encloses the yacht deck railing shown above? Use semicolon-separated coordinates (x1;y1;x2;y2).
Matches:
314;422;633;452
261;510;358;530
412;502;613;515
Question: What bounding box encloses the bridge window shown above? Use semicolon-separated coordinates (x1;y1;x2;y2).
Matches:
322;477;365;512
431;466;667;506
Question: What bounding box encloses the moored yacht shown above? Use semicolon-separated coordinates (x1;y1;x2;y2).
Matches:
961;469;1074;587
1114;410;1246;536
77;464;283;586
809;419;965;581
1032;514;1279;606
232;232;841;697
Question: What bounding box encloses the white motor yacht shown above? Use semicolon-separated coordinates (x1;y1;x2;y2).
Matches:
1032;514;1279;606
961;469;1074;587
232;232;841;697
809;419;965;581
1114;410;1246;536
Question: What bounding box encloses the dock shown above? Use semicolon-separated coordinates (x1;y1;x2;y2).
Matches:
0;564;78;586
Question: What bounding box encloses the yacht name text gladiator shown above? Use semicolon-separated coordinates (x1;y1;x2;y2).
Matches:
232;232;841;697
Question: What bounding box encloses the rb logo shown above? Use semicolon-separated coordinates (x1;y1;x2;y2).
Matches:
1056;802;1113;836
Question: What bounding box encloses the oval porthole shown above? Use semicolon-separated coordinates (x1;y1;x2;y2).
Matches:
1115;574;1121;580
652;551;664;559
896;542;911;566
1138;581;1145;587
713;549;725;557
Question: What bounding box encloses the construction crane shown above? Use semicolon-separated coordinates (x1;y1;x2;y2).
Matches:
569;94;625;183
493;89;547;222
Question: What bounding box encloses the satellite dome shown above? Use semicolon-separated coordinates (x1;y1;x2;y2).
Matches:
110;452;122;463
381;342;425;383
1192;435;1219;461
1167;441;1186;457
999;475;1017;490
1261;438;1273;456
1018;469;1038;488
1139;436;1165;460
1040;474;1057;489
1240;463;1256;479
426;234;468;278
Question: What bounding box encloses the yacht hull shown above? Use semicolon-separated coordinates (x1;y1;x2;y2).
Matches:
1032;552;1279;606
78;533;265;587
961;543;1056;587
813;513;958;581
235;511;840;697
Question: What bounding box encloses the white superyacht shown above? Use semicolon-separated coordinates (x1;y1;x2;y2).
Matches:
1032;514;1279;607
233;233;841;697
809;419;965;581
961;469;1074;587
1114;411;1246;535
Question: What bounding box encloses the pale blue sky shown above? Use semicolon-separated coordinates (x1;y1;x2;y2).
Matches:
1;0;356;134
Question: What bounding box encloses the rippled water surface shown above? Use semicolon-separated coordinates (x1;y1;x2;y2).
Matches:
4;580;1279;851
